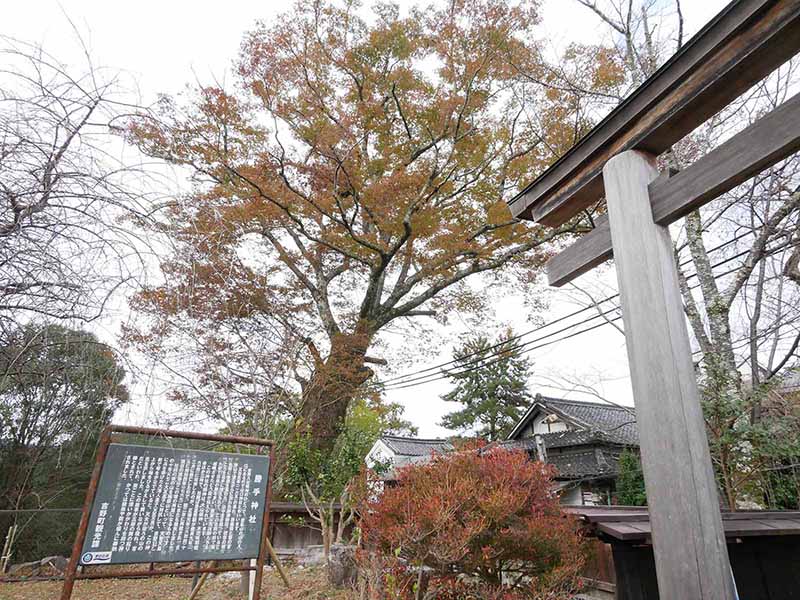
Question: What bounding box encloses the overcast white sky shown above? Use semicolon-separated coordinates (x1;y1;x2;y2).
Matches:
3;0;730;437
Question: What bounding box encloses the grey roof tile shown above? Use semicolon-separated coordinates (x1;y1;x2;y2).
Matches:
522;397;639;446
380;435;453;456
506;429;617;450
547;449;621;479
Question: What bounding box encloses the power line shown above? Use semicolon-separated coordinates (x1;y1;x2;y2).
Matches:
379;298;619;385
378;240;791;391
382;307;621;389
378;232;754;386
384;315;622;391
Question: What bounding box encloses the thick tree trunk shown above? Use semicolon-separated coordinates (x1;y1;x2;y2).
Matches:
298;323;374;453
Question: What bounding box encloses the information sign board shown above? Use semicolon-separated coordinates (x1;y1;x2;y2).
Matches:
79;443;270;565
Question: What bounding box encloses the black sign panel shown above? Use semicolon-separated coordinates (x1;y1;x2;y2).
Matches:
79;443;270;565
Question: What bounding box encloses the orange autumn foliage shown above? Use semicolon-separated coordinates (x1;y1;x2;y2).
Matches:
356;446;585;599
126;0;624;451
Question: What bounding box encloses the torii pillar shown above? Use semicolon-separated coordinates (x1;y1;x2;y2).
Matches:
505;4;800;595
603;150;735;599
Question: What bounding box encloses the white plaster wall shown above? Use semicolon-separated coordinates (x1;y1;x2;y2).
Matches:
532;412;569;434
365;440;394;469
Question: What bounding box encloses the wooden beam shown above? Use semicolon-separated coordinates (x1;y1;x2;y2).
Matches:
548;216;612;287
603;150;735;599
546;170;674;287
508;0;800;226
650;90;800;224
546;91;800;286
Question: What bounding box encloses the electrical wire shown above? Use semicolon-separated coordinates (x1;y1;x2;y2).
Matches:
383;315;623;391
377;238;794;391
378;231;755;386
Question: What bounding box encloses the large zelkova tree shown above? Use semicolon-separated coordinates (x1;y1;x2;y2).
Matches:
127;304;306;445
571;0;800;508
127;0;623;452
440;330;532;441
284;392;415;563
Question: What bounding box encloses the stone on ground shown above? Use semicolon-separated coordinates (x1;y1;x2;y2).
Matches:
327;544;357;588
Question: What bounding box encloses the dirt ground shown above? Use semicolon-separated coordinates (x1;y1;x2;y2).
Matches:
0;565;355;600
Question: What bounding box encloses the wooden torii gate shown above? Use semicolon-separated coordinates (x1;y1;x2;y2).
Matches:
508;1;800;598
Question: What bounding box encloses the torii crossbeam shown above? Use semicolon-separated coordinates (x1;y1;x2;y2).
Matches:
508;1;800;598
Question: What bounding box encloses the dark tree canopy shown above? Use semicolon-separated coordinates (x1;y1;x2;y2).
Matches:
616;448;647;506
0;323;128;560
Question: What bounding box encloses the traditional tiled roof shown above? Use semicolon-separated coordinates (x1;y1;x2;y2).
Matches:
380;435;453;457
502;436;623;480
376;397;638;483
507;429;618;451
508;396;638;446
548;449;621;479
777;372;800;396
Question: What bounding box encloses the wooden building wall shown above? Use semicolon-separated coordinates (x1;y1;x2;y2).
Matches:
612;536;800;600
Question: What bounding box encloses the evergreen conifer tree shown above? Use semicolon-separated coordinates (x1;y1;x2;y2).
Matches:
440;331;531;441
616;449;648;506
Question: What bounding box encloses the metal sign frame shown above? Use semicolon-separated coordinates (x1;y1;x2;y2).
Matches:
60;425;275;600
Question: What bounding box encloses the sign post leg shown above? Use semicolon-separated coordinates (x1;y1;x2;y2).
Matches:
248;559;256;600
60;426;113;600
251;445;275;600
603;150;735;599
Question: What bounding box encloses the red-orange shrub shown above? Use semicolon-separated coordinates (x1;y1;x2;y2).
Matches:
357;446;585;599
